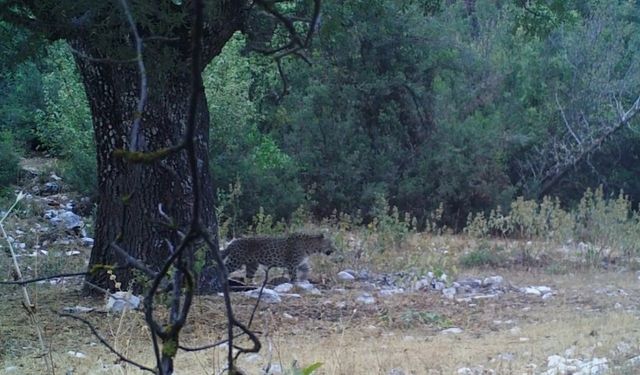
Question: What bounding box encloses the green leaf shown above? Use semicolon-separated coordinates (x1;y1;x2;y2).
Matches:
301;362;323;375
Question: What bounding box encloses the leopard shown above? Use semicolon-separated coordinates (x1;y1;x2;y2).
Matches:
221;233;336;283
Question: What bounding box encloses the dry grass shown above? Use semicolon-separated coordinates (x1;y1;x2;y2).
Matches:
3;223;640;374
2;266;640;374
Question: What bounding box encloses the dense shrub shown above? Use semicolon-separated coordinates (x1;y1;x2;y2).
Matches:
0;132;20;189
36;42;96;196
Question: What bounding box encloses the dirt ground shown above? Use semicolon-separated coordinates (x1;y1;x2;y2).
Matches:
1;267;640;375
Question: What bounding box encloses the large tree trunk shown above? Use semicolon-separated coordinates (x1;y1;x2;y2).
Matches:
71;40;221;294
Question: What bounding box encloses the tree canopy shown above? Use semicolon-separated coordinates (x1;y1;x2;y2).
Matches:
3;0;640;231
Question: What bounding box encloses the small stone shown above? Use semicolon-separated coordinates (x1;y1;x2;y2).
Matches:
58;211;84;230
294;280;315;291
337;271;356;281
244;288;281;303
379;288;404;297
414;278;432;291
66;250;81;256
482;275;504;287
356;292;376;305
497;352;515;361
472;294;498;300
616;341;632;355
4;366;18;373
63;306;95;314
274;283;294;293
542;293;553;300
442;287;456;299
81;237;94;247
282;312;294;320
106;292;141;312
387;368;406;375
626;355;640;367
432;281;446;291
534;286;552;293
440;327;463;335
456;368;473;375
522;287;542;296
42;182;62;195
67;351;86;358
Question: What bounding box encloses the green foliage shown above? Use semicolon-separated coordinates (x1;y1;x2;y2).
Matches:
367;194;415;252
250;207;287;236
460;242;506;268
513;0;580;37
0;131;20;189
36;42;96;195
464;187;640;265
4;0;640;239
204;33;304;225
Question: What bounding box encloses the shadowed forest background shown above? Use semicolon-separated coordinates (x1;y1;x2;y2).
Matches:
2;0;640;231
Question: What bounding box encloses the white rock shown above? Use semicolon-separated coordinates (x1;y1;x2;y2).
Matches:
442;287;456;299
546;355;566;368
472;294;498;300
456;368;473;375
356;292;376;305
534;286;552;293
440;327;463;335
63;306;95;314
413;278;432;291
67;351;87;358
626;355;640;367
59;211;84;230
106;292;141;312
244;288;281;303
432;281;446;291
274;283;294;293
278;293;302;299
337;271;356;281
482;275;504;287
580;357;607;374
379;288;404;297
523;287;542;296
291;280;321;294
4;366;18;373
282;312;294;320
81;237;95;247
66;250;81;256
542;293;553;300
387;368;406;375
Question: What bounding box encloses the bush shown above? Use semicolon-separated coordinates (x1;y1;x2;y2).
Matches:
460;242;506;268
36;42;96;196
0;132;20;189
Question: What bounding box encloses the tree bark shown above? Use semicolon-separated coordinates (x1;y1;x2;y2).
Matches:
71;39;221;293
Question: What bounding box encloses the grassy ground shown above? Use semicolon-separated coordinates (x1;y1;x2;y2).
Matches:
2;233;640;374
